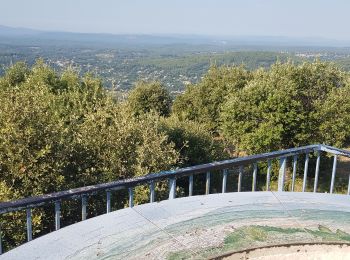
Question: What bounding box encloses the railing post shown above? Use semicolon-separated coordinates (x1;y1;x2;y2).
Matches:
205;172;211;195
252;163;257;192
313;151;321;193
55;201;61;231
278;157;286;192
0;222;3;255
302;153;309;192
129;188;134;207
26;208;32;242
222;169;228;193
348;174;350;195
330;155;337;194
150;181;155;203
106;191;111;213
169;178;176;199
81;196;87;221
238;166;243;192
189;175;193;196
266;160;271;191
291;155;297;192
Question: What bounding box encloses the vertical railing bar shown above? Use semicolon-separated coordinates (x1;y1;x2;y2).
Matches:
205;172;210;195
55;201;61;231
129;188;134;207
222;169;228;193
150;181;155;203
252;163;257;192
347;174;350;195
330;155;337;194
313;151;321;193
189;175;193;196
26;208;32;242
81;196;87;221
278;157;287;192
302;153;309;192
106;191;111;213
266;160;271;191
169;178;176;199
291;155;298;192
238;166;243;192
0;222;2;255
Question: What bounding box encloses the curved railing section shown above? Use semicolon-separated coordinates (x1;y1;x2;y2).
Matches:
0;144;350;254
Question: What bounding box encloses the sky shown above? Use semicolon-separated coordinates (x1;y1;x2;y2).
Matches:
1;0;350;40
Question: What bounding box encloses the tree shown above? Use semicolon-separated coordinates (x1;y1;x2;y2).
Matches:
0;61;30;88
220;61;348;154
172;65;251;131
127;81;172;116
159;116;227;167
317;84;350;147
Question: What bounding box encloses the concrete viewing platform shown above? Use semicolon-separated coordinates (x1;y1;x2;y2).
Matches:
2;192;350;260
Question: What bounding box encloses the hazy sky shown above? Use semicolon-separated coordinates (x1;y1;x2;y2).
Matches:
1;0;350;40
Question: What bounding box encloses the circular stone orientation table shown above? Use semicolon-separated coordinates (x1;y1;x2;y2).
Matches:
2;192;350;260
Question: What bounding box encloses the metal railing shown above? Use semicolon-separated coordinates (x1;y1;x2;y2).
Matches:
0;144;350;254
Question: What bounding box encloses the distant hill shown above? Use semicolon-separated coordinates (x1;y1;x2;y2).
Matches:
1;24;349;48
0;25;41;36
0;25;222;47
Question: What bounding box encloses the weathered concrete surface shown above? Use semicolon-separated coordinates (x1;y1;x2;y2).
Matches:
2;192;350;260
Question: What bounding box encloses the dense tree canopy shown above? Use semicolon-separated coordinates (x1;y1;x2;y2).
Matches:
159;116;226;167
0;61;182;200
2;60;349;201
220;61;349;153
126;80;172;116
172;65;251;131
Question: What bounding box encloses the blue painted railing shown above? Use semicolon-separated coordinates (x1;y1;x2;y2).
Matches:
0;144;350;254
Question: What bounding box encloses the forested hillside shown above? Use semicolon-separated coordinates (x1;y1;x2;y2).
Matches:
1;59;350;250
2;37;350;93
0;43;298;92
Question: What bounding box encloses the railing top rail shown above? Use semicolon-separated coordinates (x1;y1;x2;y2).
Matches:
320;145;350;158
1;144;347;214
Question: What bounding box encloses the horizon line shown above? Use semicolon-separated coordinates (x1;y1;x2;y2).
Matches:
1;24;350;44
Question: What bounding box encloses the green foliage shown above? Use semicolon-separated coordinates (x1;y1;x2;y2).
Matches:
316;84;350;147
220;61;348;153
127;81;172;116
173;65;251;131
0;78;64;197
159;116;227;167
0;61;30;87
